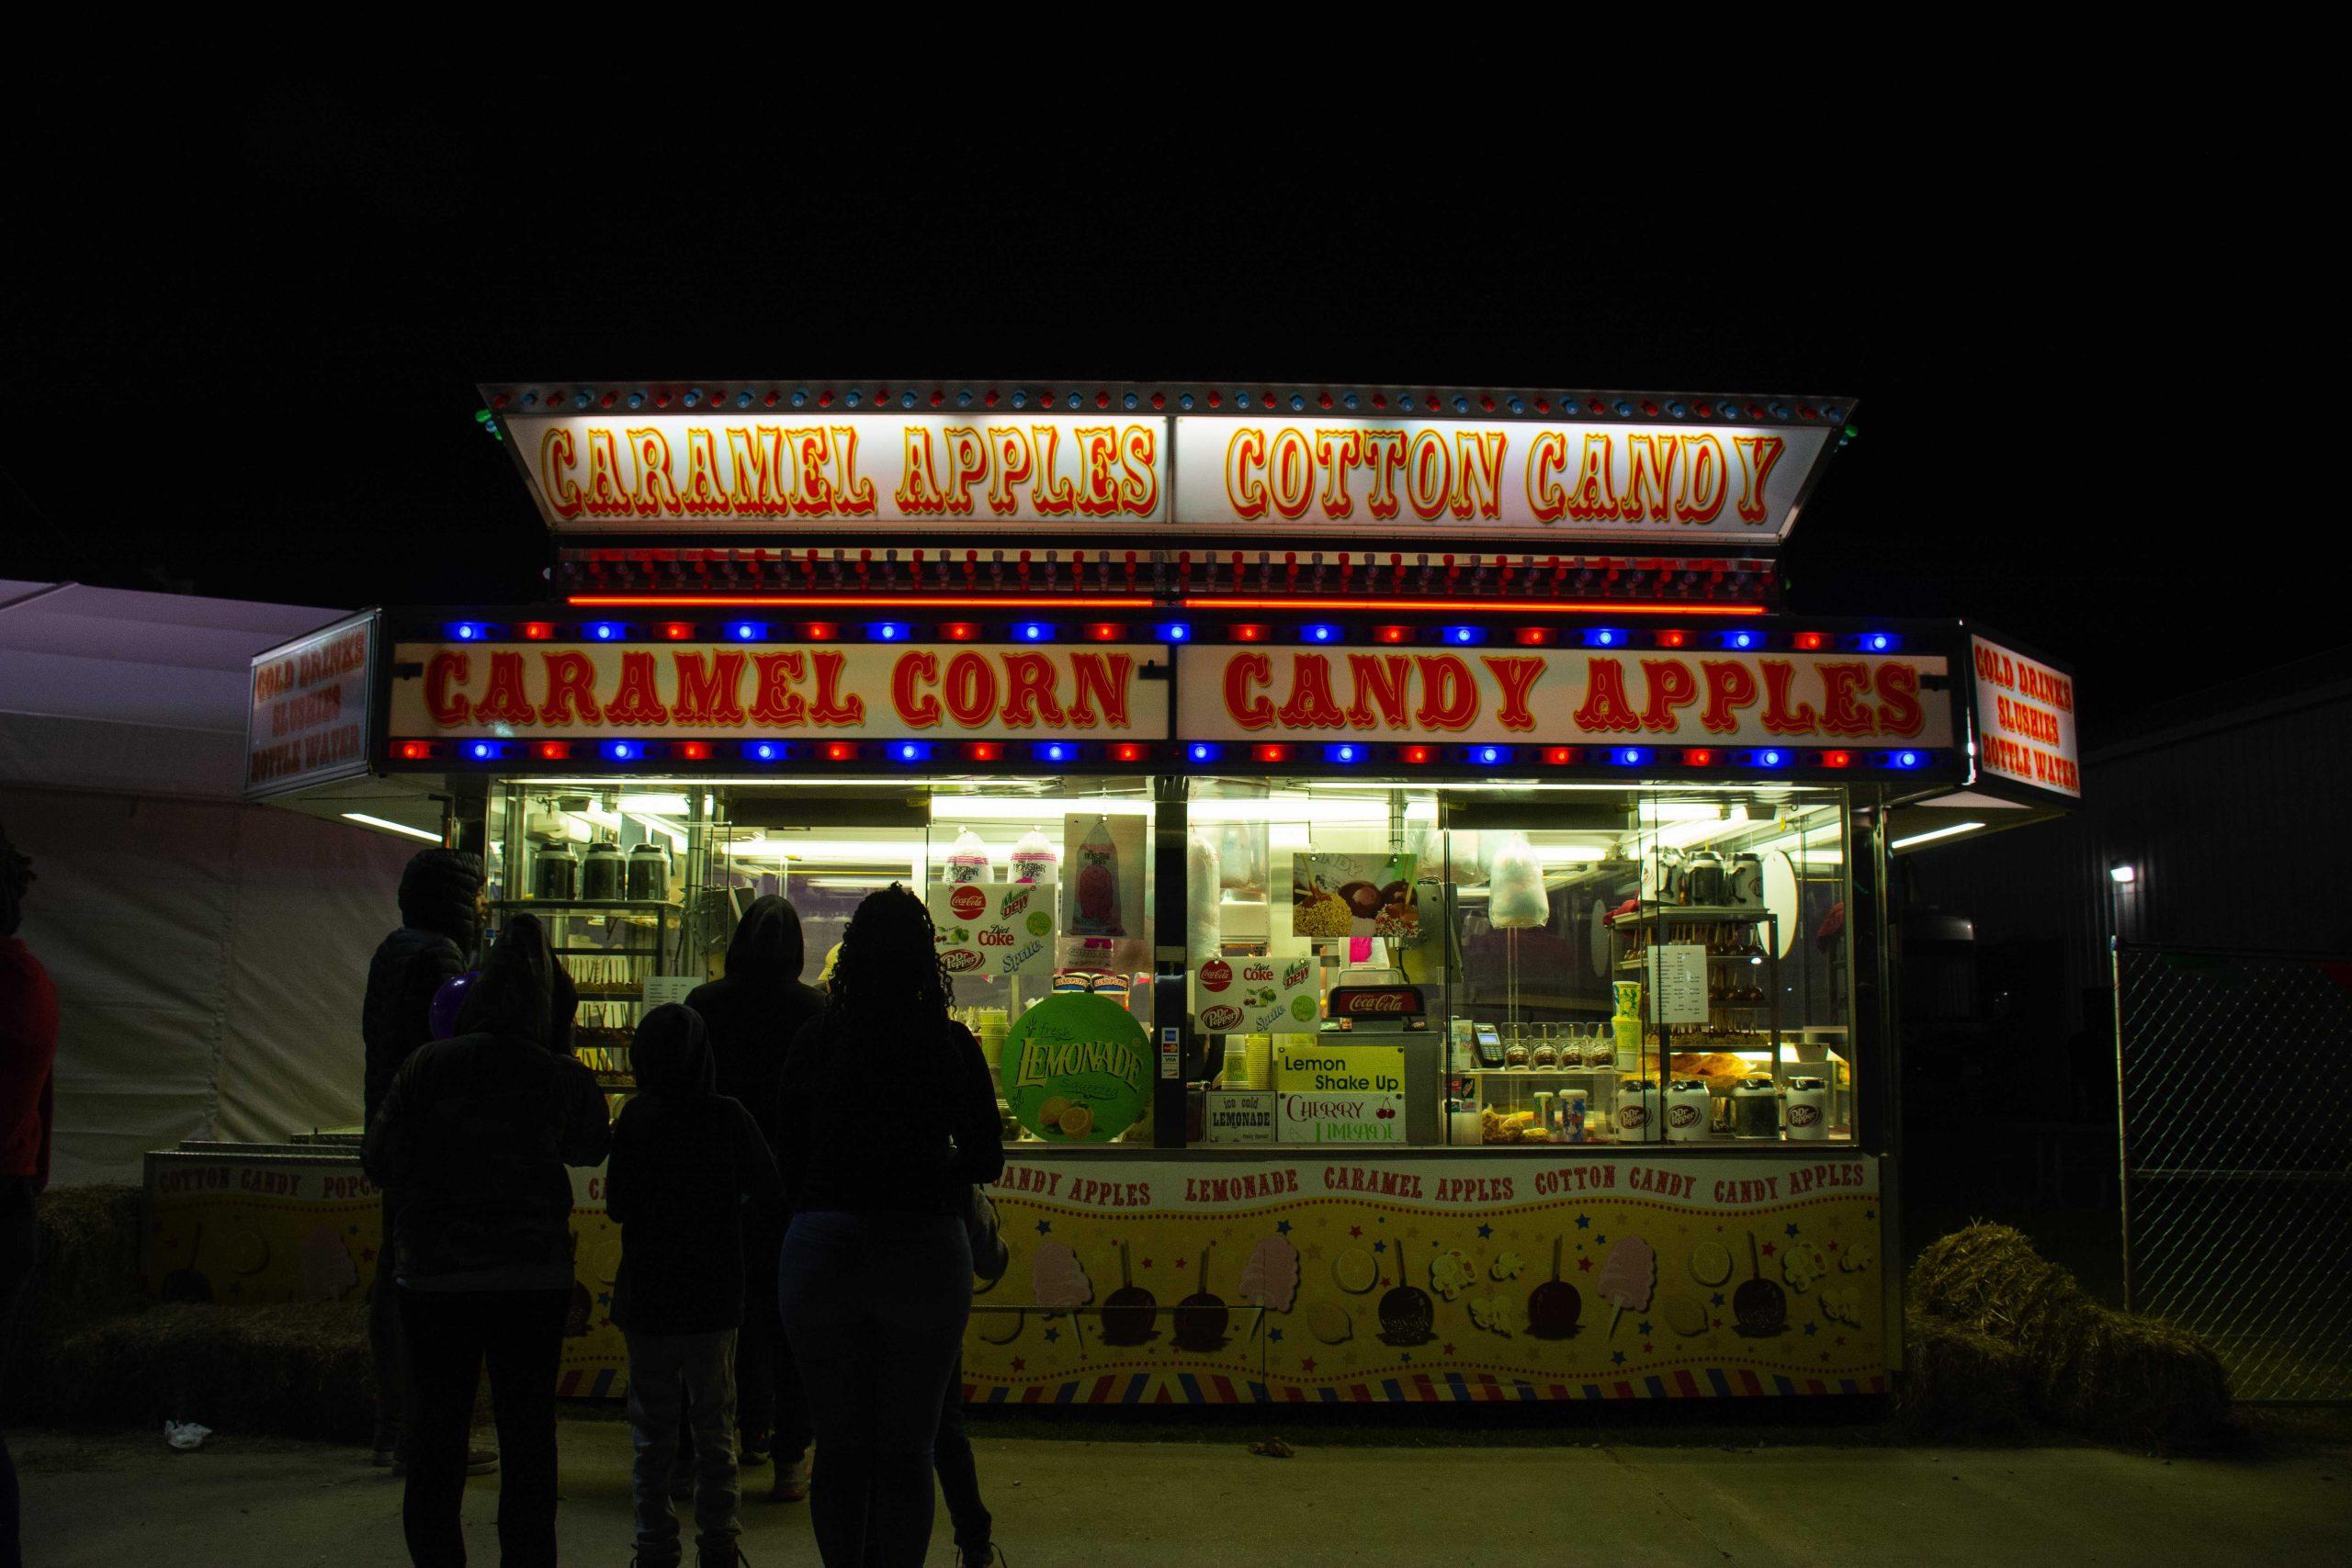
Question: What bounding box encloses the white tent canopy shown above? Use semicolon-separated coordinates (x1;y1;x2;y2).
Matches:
2;582;424;1185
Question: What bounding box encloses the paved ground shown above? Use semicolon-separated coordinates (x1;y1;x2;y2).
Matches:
16;1416;2352;1566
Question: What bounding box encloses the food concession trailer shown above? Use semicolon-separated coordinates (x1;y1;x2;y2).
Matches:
152;378;2081;1404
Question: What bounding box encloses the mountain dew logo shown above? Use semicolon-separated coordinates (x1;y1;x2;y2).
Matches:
1001;991;1151;1142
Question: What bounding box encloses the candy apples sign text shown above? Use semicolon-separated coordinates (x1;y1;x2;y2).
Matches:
1182;649;1952;748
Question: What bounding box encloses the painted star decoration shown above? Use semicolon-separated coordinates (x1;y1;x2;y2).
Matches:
1372;1240;1385;1254
1476;1224;1494;1239
1349;1225;1363;1238
1576;1258;1594;1273
1269;1328;1283;1344
1575;1214;1591;1229
1275;1221;1293;1235
1300;1358;1317;1373
1804;1323;1818;1337
1044;1327;1060;1343
1442;1344;1456;1356
1760;1242;1777;1257
1596;1235;1607;1246
1711;1292;1725;1307
1035;1220;1053;1235
1784;1223;1801;1238
1611;1350;1625;1366
1011;1358;1026;1372
1638;1321;1653;1336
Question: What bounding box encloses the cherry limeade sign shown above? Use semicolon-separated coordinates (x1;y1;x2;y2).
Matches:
1970;635;2079;797
1182;648;1951;749
389;640;1166;741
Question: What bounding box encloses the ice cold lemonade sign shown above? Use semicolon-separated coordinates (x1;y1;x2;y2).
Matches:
1001;991;1152;1143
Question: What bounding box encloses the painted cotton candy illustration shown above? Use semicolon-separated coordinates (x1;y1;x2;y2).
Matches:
1031;1240;1094;1349
1238;1234;1300;1339
1595;1235;1657;1338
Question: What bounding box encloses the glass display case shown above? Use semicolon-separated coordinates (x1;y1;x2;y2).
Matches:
1185;779;1855;1148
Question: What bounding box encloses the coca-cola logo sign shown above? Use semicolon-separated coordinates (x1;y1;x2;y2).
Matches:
948;886;988;921
1789;1104;1821;1127
1329;987;1422;1017
1199;958;1233;994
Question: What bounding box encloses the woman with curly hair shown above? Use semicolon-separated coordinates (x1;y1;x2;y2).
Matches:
774;886;1003;1567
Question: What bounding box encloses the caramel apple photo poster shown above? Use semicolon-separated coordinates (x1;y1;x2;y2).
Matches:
1293;852;1420;942
1062;812;1147;967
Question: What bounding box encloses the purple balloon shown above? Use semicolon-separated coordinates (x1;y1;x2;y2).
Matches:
429;971;480;1040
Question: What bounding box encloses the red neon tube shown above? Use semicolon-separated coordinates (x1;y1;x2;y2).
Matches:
567;594;1148;610
1183;597;1763;616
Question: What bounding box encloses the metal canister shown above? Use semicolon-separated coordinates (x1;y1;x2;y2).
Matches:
1733;1076;1781;1139
533;842;579;901
582;840;626;901
1665;1079;1712;1142
626;841;671;902
1784;1077;1830;1141
1616;1078;1661;1142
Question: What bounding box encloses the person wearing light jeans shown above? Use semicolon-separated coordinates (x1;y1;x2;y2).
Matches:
627;1330;741;1566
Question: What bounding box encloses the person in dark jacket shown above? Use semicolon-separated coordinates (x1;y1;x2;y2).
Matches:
363;913;609;1568
609;1003;781;1568
775;886;1004;1568
1;825;57;1568
360;847;488;1469
684;895;826;1493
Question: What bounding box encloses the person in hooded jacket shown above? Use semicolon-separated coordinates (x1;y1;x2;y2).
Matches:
684;895;826;1495
363;913;609;1568
609;1003;782;1568
360;847;489;1470
1;825;57;1568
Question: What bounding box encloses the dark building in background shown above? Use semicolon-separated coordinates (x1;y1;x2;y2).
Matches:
1894;649;2352;1284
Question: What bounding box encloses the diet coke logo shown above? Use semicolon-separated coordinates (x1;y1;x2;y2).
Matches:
948;886;987;921
1199;958;1233;994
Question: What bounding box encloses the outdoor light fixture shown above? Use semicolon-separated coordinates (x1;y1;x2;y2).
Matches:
2109;863;2139;885
343;812;441;844
1892;822;1984;851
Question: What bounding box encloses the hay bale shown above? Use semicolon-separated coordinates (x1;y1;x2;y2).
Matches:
1912;1223;2233;1450
32;1184;147;1328
1895;1306;2032;1438
10;1303;374;1443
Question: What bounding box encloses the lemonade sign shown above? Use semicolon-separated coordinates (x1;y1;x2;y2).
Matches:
1002;991;1152;1142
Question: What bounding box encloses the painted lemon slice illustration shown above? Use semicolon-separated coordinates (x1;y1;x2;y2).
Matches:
1333;1248;1379;1294
1689;1239;1733;1288
1306;1302;1353;1344
1662;1292;1709;1337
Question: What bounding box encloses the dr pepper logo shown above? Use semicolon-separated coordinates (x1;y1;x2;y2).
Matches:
948;886;988;921
1199;959;1234;994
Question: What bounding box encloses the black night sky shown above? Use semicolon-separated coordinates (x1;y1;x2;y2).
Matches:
4;91;2321;741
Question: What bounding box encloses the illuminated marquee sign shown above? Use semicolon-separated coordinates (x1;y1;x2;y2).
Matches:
509;412;1167;534
1970;635;2079;797
1171;416;1830;544
245;611;376;798
388;641;1167;741
496;404;1832;545
1179;648;1952;749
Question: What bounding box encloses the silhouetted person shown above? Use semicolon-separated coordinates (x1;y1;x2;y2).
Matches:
360;848;490;1472
775;886;1003;1567
684;895;825;1499
0;826;56;1568
364;914;608;1568
611;1002;781;1568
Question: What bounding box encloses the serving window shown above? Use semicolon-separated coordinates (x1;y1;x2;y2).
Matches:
1185;779;1856;1150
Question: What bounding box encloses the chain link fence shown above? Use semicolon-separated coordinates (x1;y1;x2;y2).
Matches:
2115;943;2352;1402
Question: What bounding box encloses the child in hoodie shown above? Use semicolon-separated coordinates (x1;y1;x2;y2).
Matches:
608;1003;782;1568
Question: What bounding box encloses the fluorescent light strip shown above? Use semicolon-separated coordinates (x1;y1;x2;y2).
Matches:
344;812;442;844
1891;821;1984;851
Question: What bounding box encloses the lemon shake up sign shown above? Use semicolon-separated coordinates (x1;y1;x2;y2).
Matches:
1002;992;1153;1142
